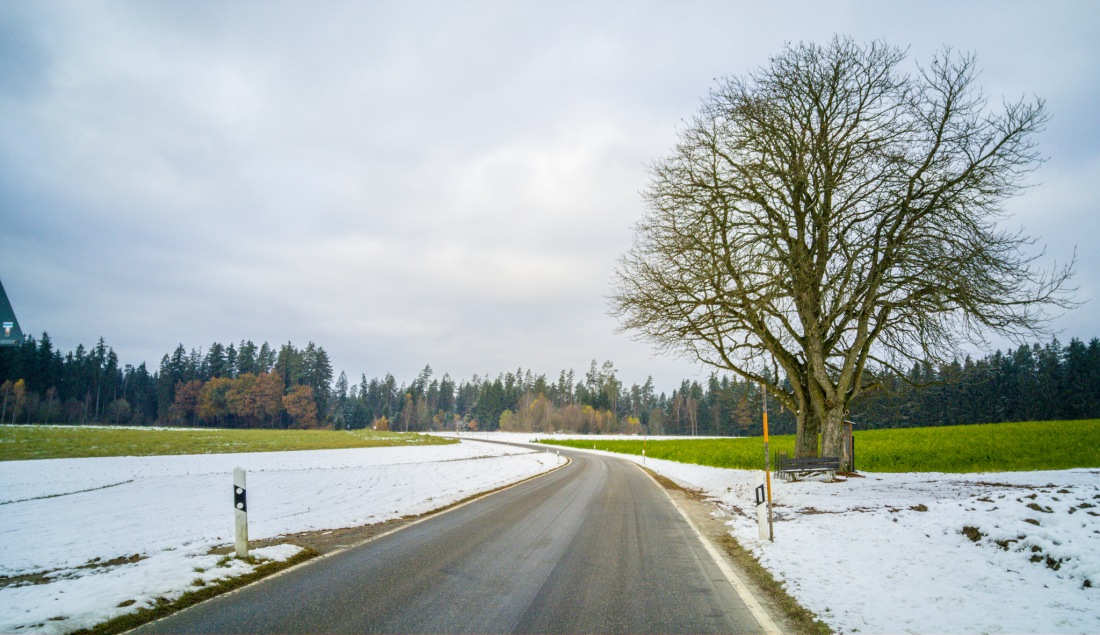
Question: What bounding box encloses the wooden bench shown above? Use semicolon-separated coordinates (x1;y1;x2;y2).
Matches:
775;453;840;481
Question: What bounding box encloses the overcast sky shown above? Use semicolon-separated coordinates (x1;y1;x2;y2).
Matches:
2;1;1097;392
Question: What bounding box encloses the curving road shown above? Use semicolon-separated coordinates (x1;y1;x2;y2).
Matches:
136;446;771;634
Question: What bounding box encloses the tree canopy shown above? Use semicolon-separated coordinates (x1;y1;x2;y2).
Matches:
612;37;1075;458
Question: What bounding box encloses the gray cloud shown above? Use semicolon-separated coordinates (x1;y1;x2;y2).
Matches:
2;0;1097;391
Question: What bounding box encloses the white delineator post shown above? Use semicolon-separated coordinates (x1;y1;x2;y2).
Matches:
755;471;769;540
233;467;249;558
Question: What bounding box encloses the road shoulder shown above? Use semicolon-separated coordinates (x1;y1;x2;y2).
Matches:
642;467;831;635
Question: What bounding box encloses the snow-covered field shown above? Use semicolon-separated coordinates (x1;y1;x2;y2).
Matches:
477;432;1100;634
0;439;558;634
648;459;1099;634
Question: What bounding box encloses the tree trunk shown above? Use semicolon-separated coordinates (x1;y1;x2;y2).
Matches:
798;376;830;457
794;408;819;457
820;406;847;461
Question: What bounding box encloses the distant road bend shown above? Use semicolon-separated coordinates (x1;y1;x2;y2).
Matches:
136;445;778;634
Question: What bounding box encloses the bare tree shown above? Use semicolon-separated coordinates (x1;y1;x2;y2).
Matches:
612;37;1075;458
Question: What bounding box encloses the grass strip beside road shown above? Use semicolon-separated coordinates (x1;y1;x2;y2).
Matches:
0;426;456;461
69;548;320;635
541;419;1100;472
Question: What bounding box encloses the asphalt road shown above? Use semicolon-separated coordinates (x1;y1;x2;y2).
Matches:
135;446;769;634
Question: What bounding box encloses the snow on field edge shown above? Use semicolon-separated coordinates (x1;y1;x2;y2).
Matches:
0;439;558;634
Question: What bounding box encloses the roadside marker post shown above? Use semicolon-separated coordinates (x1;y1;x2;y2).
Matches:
233;467;249;558
754;472;769;539
842;420;856;472
761;386;774;542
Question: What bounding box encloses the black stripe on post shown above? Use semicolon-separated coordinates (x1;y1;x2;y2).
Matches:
234;486;247;513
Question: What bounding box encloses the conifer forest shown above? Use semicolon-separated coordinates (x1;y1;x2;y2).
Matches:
1;333;1098;434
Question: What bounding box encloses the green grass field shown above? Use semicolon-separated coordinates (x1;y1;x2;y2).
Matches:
540;419;1100;472
0;425;457;461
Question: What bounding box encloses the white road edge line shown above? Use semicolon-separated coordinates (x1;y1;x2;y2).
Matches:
641;467;783;635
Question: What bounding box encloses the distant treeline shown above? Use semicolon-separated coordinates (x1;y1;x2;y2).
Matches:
0;337;335;429
850;338;1100;427
1;334;1099;433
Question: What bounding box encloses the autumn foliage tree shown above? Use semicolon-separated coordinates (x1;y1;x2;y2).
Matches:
174;371;292;428
168;380;203;426
283;384;319;429
225;373;258;425
198;377;234;426
252;372;285;427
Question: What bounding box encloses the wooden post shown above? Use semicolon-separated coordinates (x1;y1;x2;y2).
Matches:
233;467;249;558
841;420;855;472
762;385;774;542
